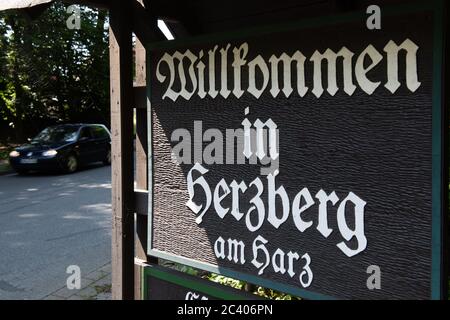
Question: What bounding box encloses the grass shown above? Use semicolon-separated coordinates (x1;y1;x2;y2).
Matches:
94;284;111;294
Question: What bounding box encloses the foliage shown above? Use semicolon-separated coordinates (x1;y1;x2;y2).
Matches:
206;274;244;290
0;3;109;141
255;287;300;300
163;260;300;300
205;273;299;300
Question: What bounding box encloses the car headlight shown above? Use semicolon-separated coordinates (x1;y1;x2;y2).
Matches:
42;149;58;157
9;150;20;157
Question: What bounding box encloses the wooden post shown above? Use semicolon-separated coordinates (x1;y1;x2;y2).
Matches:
109;0;134;300
134;39;148;259
134;37;147;193
132;0;164;300
134;35;149;300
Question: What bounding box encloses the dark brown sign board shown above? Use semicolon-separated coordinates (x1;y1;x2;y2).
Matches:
142;264;263;300
147;1;448;300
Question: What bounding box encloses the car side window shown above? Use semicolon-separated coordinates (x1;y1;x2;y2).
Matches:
79;127;92;140
91;126;110;139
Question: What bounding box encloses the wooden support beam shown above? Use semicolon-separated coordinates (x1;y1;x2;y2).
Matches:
133;86;147;109
134;29;148;260
134;258;149;300
163;19;190;38
132;0;165;44
133;0;156;299
110;0;134;300
131;0;190;299
141;0;202;35
135;189;148;216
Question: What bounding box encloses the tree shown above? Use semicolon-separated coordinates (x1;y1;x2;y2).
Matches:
0;3;109;141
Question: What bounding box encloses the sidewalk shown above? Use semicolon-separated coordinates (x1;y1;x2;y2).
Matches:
44;262;111;300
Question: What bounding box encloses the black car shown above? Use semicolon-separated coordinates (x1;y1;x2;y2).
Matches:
9;124;111;174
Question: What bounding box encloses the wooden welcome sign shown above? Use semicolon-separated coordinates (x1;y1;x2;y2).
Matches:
146;1;447;300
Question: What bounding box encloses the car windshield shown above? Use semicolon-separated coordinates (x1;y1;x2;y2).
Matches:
32;126;79;143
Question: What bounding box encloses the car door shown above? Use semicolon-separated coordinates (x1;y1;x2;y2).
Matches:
77;126;96;164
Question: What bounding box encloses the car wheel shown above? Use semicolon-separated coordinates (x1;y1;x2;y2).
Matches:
15;169;28;175
103;149;111;166
65;154;78;173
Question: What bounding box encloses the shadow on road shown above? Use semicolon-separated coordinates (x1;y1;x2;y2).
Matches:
11;162;110;178
0;163;112;299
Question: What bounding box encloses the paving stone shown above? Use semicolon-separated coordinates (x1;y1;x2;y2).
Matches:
85;269;108;282
95;292;112;300
81;278;96;288
93;275;111;288
52;286;82;299
98;264;111;274
44;295;65;300
76;285;99;300
42;262;112;300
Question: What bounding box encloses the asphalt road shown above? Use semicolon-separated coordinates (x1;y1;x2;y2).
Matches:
0;165;111;299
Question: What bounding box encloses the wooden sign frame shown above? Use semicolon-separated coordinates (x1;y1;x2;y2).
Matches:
141;264;262;300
